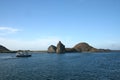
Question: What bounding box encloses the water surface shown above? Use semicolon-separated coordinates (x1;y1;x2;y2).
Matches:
0;52;120;80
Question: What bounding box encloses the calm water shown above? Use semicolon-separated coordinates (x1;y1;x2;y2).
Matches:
0;52;120;80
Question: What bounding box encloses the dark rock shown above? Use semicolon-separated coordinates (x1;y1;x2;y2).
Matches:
47;45;56;53
73;42;95;52
90;48;99;52
0;45;10;53
56;41;65;53
65;48;76;52
97;49;111;52
73;42;111;52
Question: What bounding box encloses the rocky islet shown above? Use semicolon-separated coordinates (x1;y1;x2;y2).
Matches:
48;41;111;53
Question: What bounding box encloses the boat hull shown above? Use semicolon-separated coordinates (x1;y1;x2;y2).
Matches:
16;55;31;57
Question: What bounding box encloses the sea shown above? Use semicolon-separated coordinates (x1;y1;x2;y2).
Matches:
0;52;120;80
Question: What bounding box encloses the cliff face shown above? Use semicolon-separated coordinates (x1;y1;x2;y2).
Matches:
0;45;10;53
56;41;65;53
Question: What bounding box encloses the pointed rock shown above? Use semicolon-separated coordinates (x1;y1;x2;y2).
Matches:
56;41;65;53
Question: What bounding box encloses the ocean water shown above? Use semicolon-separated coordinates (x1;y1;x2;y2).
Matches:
0;52;120;80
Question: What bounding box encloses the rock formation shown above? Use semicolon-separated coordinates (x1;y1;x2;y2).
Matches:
56;41;65;53
48;41;111;53
0;45;10;53
48;45;56;53
97;49;111;52
73;42;110;52
65;48;76;52
73;42;96;52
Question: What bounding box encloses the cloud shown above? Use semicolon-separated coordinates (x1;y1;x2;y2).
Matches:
0;27;20;35
0;37;60;50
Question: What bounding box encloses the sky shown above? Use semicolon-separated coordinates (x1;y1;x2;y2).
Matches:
0;0;120;50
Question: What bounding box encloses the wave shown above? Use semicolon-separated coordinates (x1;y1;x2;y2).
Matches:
0;56;17;60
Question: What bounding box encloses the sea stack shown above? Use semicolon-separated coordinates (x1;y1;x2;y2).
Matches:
56;41;65;53
48;45;56;53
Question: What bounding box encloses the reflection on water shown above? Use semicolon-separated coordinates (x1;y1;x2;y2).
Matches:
0;56;16;59
0;52;120;80
0;54;16;60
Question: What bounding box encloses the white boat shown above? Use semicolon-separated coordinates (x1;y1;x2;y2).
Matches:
16;51;31;57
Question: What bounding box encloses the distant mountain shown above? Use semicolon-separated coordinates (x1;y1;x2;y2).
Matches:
0;45;10;53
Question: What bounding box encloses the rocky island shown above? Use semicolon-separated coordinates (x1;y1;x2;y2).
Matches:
48;41;111;53
0;45;17;53
0;45;10;53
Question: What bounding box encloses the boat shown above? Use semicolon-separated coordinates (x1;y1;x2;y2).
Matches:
16;51;31;57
